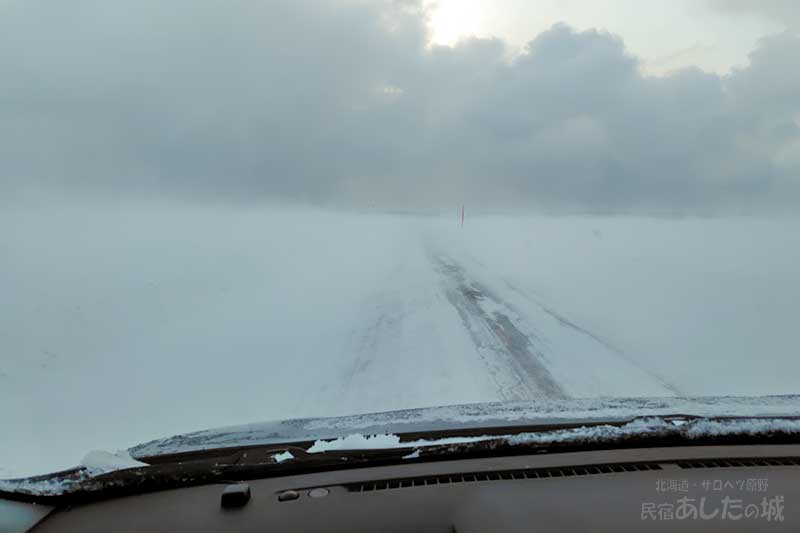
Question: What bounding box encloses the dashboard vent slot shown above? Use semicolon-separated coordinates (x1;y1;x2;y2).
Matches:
677;457;800;469
344;461;662;493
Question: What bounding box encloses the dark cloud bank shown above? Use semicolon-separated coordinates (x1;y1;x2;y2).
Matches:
2;0;799;211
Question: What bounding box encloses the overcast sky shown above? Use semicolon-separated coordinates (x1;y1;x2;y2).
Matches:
426;0;797;75
2;0;798;210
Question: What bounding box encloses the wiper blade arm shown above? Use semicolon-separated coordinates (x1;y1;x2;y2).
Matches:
4;415;799;506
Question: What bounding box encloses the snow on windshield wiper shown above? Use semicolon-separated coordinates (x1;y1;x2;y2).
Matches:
303;416;800;457
127;394;800;459
0;450;149;498
2;414;799;505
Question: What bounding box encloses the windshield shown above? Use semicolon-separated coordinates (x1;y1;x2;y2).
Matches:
2;0;799;480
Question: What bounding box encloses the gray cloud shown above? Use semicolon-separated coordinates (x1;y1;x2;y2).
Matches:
1;0;798;210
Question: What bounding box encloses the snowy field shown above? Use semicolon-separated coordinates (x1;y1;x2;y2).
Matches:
2;204;799;477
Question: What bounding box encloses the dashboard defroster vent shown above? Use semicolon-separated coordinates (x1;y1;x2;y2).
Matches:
677;457;800;469
343;461;662;493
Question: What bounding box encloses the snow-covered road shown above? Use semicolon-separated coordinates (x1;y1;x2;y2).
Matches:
432;252;569;401
2;205;799;477
426;249;677;400
330;236;677;417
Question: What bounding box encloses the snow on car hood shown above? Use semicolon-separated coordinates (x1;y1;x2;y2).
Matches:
2;395;799;499
303;417;800;455
129;394;800;458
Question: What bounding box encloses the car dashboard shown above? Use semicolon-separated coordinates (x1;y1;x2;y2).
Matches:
19;444;800;532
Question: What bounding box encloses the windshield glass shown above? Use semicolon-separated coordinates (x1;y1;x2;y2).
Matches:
2;0;799;479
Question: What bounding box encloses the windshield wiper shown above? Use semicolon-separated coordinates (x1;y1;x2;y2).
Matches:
3;414;799;506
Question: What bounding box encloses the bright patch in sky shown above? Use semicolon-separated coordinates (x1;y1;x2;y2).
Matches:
424;0;785;74
426;0;489;45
